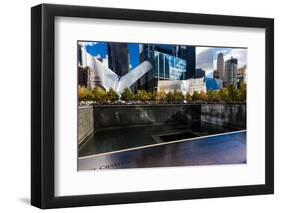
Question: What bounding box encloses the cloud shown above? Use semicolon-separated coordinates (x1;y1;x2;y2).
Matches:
196;47;214;72
198;47;247;77
215;49;228;54
78;41;99;47
224;49;247;68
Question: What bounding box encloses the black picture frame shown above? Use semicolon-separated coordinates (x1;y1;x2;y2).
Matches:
31;3;274;209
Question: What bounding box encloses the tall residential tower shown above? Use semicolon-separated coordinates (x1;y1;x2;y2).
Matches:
225;57;238;88
217;53;225;84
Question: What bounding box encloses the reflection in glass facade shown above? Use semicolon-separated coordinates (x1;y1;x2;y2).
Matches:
154;51;187;80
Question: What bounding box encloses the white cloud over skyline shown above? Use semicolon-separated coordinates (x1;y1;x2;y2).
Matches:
224;49;247;68
196;47;247;77
196;47;214;73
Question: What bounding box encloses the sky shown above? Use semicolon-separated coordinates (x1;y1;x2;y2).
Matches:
81;41;140;70
80;41;247;77
196;47;247;77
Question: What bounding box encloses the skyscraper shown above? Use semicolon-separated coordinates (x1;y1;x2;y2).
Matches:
225;57;238;88
186;46;196;79
237;65;247;88
217;53;225;83
108;43;130;77
137;44;190;92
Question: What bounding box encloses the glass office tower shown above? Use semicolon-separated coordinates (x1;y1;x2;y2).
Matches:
154;51;187;80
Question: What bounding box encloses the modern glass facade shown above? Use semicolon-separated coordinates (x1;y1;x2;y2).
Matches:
154;51;187;80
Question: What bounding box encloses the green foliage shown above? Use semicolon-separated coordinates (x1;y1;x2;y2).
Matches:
121;87;134;101
155;90;167;102
219;88;229;103
107;88;119;101
165;90;185;102
226;85;239;103
92;87;107;103
173;90;185;101
78;83;247;104
149;91;157;101
207;90;221;103
192;91;200;101
78;86;92;101
166;91;174;103
199;91;208;102
135;90;150;102
185;93;192;102
238;84;247;102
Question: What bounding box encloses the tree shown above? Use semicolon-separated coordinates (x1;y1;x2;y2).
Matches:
149;91;157;102
238;83;247;102
121;87;134;101
199;91;208;102
155;90;167;103
166;91;174;103
135;90;150;102
207;90;221;103
227;85;239;103
192;91;200;101
78;86;92;101
173;90;185;102
185;93;192;102
107;88;119;102
92;87;107;103
219;88;229;103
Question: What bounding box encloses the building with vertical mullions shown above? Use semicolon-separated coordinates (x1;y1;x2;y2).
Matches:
237;65;247;88
135;44;196;92
225;57;238;88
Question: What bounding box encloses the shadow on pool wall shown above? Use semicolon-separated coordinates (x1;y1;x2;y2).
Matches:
201;104;246;129
91;104;246;131
93;104;202;131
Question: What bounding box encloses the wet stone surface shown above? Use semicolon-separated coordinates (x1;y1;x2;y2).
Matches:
78;124;246;170
79;122;243;157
